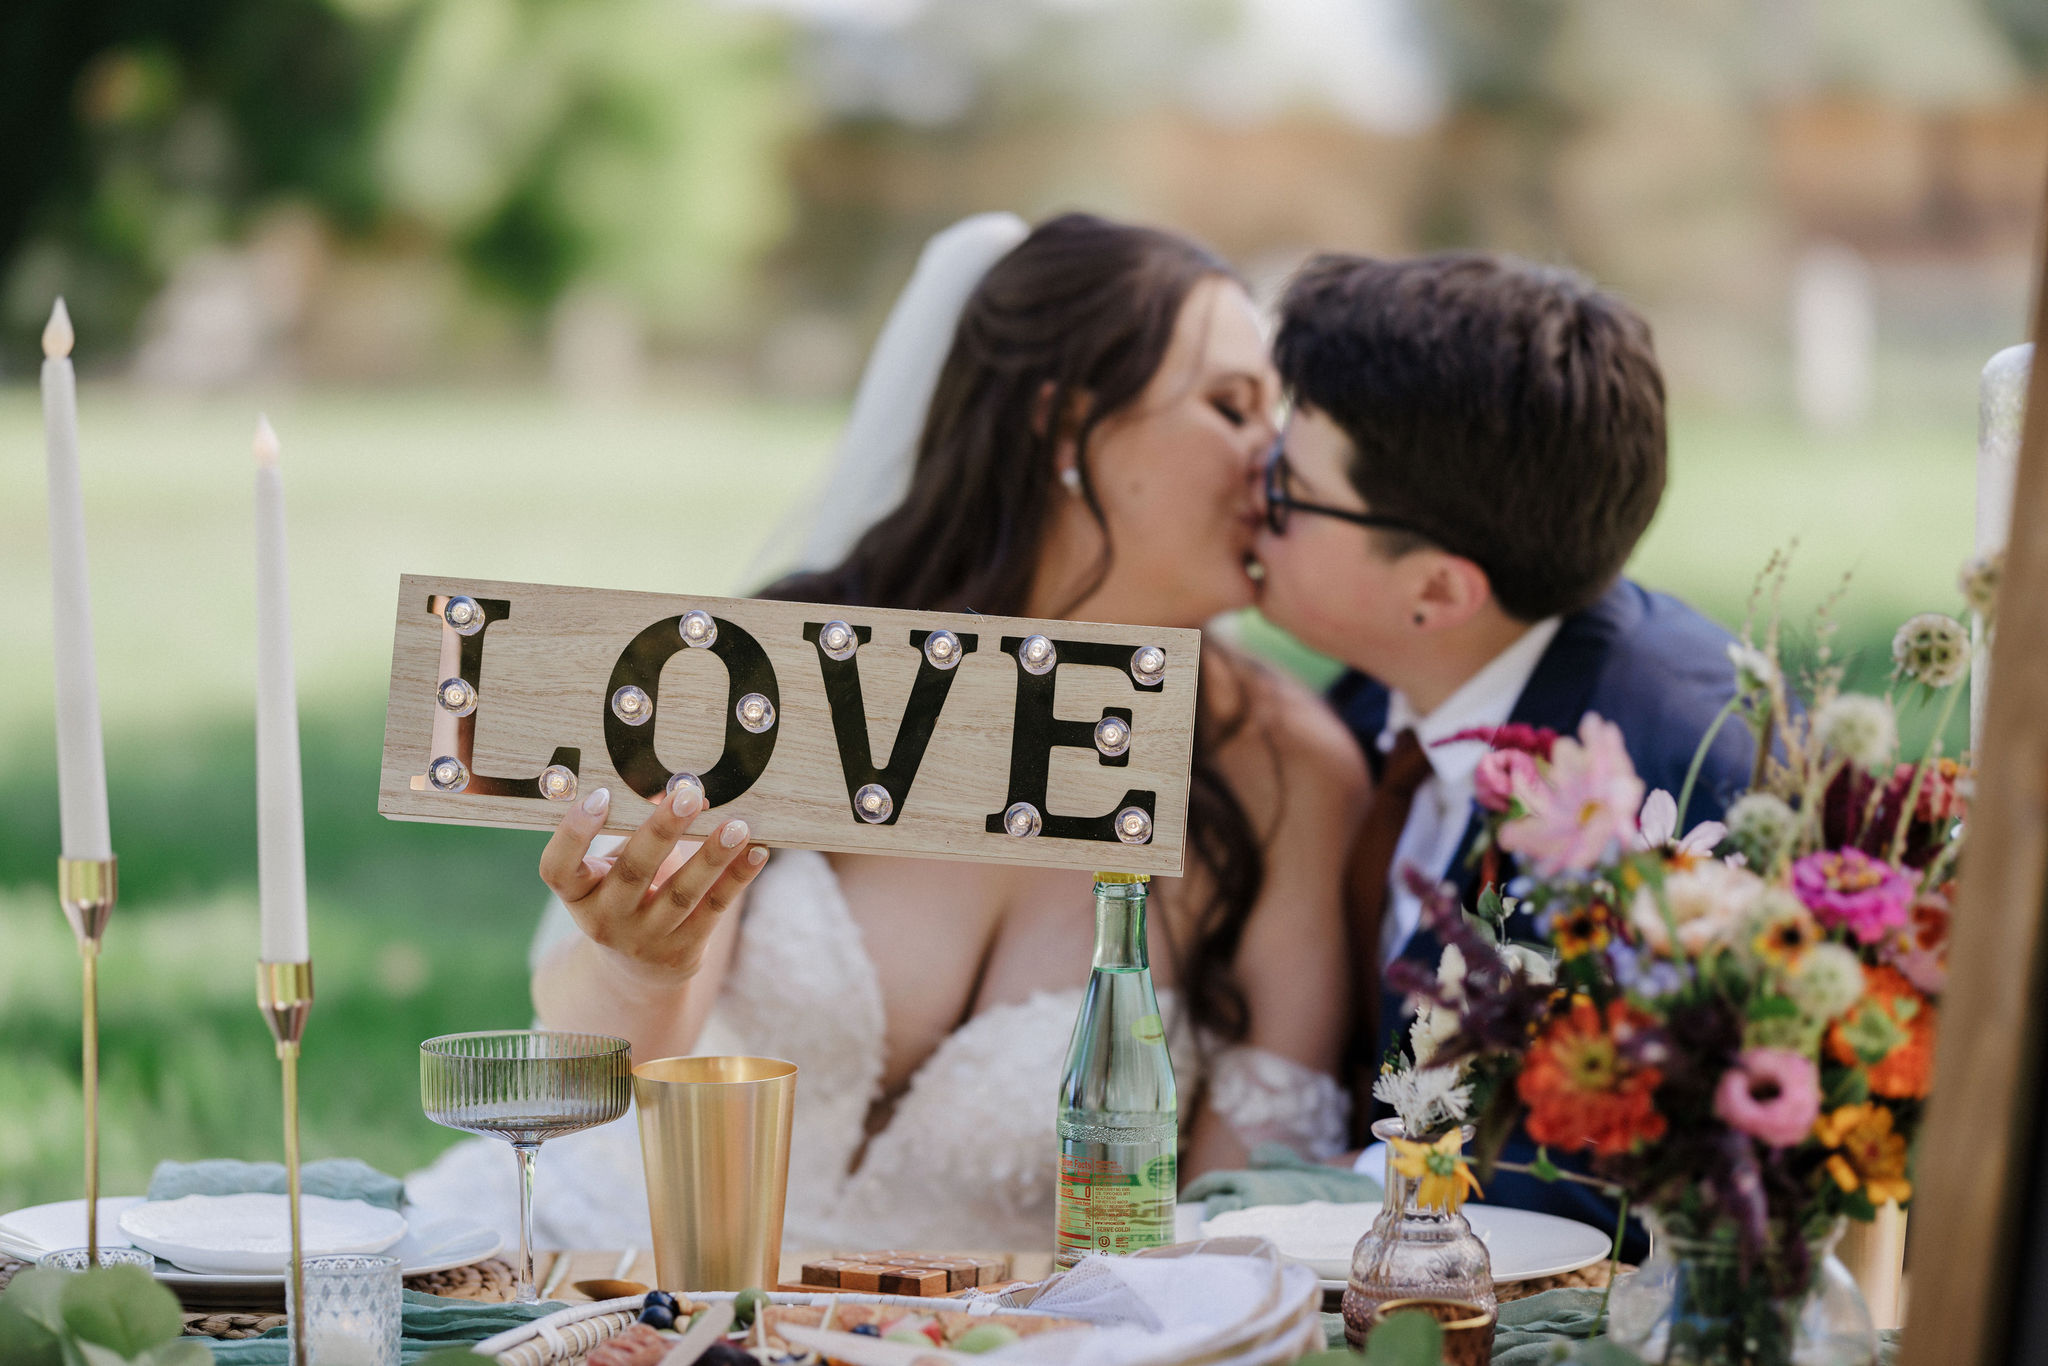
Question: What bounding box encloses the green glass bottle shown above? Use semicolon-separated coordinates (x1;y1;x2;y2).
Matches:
1054;871;1177;1268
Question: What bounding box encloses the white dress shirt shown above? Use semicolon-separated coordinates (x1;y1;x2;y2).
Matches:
1376;617;1563;964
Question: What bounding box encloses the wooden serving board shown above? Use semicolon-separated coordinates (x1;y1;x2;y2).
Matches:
378;575;1200;874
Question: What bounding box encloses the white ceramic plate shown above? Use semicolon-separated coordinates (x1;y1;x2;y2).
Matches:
119;1193;407;1274
1199;1199;1612;1285
0;1197;498;1289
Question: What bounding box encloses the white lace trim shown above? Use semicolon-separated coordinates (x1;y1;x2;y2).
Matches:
1207;1045;1351;1161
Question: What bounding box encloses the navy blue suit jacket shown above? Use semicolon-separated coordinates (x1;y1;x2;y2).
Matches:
1328;579;1755;1257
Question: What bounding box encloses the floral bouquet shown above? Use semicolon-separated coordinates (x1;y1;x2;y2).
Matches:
1375;556;1991;1364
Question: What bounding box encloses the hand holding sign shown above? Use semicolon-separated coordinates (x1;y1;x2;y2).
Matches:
379;575;1201;875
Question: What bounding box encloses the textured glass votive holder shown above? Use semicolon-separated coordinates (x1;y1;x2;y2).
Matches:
38;1247;156;1271
287;1253;403;1366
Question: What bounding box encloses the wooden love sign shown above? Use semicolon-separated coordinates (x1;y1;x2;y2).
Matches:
377;575;1201;874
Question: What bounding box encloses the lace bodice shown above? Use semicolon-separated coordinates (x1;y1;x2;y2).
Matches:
407;850;1347;1253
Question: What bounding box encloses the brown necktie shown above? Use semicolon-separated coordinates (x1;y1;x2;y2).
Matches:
1344;727;1433;1140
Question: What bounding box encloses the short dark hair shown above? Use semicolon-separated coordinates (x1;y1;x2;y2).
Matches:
1274;251;1667;622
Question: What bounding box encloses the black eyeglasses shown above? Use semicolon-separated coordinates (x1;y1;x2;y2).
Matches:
1261;439;1435;542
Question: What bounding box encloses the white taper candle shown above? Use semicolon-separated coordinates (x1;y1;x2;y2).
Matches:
254;416;310;962
41;299;113;862
1973;343;2030;750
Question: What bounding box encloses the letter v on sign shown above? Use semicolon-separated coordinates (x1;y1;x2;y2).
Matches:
804;623;980;825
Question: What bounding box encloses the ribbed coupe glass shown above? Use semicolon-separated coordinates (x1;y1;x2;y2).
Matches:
420;1030;631;1301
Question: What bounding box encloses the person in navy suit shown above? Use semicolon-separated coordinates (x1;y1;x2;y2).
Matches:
1249;251;1755;1255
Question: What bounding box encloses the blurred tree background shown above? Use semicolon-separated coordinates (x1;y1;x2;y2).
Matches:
0;0;2041;1214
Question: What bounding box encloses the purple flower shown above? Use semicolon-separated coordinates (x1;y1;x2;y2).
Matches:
1713;1049;1821;1148
1607;939;1687;999
1791;849;1914;944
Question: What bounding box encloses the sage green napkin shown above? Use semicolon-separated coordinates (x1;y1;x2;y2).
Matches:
1324;1288;1905;1363
1182;1143;1383;1216
147;1158;405;1211
204;1290;559;1364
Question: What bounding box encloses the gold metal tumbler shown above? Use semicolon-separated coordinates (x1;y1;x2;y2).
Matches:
635;1056;796;1292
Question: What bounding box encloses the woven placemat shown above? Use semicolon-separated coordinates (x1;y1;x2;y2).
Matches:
1496;1260;1623;1302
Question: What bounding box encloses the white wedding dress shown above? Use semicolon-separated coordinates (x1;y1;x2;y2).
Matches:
405;849;1349;1253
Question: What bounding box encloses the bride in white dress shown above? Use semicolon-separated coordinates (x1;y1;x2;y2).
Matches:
406;212;1367;1255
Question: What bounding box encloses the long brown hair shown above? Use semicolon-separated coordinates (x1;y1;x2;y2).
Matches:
763;212;1265;1042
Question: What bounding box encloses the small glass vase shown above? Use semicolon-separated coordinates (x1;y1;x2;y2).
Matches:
1606;1214;1877;1366
1341;1118;1495;1348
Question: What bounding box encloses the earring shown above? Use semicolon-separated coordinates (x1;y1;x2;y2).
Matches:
1059;466;1082;495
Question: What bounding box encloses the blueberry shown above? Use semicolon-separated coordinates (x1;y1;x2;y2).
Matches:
699;1345;755;1366
851;1324;881;1337
643;1289;678;1312
637;1304;676;1331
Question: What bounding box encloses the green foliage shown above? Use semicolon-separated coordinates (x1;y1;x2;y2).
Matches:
0;1267;205;1366
364;0;805;331
3;0;805;352
1294;1310;1447;1366
1363;1311;1445;1366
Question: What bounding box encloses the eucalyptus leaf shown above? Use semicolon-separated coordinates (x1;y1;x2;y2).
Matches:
0;1302;64;1366
68;1339;129;1366
1362;1309;1444;1366
128;1343;212;1366
0;1270;69;1334
58;1267;182;1356
410;1351;490;1366
1747;994;1798;1021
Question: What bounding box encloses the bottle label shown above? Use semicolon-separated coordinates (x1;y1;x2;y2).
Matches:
1130;1014;1165;1045
1055;1143;1175;1262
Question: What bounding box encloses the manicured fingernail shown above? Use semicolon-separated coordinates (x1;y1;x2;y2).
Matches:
671;785;699;816
581;787;611;815
747;847;767;867
719;820;749;848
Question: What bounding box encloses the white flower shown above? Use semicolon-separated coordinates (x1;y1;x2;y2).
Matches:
1436;944;1468;1001
1727;641;1779;699
1499;941;1557;986
1372;1064;1472;1137
1787;941;1865;1021
1960;551;2002;625
1635;788;1727;857
1630;860;1765;955
1892;612;1971;689
1725;792;1799;865
1409;1004;1461;1068
1813;694;1898;772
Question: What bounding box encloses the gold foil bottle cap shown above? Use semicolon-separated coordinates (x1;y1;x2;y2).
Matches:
1093;871;1150;884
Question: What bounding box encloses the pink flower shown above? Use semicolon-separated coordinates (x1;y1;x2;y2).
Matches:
1475;748;1541;813
1714;1048;1821;1148
1497;715;1646;877
1791;849;1914;945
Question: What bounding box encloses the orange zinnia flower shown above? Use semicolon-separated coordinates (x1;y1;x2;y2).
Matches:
1827;964;1936;1099
1814;1103;1912;1205
1517;996;1667;1157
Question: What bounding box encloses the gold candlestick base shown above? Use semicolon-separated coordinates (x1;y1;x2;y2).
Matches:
259;961;314;1366
60;857;117;1268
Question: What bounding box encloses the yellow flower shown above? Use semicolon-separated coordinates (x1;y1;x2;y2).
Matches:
1390;1131;1484;1213
1814;1103;1912;1205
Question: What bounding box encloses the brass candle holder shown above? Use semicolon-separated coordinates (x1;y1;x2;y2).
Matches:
59;857;117;1267
258;960;314;1366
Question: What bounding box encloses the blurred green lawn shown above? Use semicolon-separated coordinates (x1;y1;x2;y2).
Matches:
0;385;1977;1214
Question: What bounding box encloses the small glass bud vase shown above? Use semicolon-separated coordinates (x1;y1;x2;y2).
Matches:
1606;1214;1876;1366
1341;1118;1495;1348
